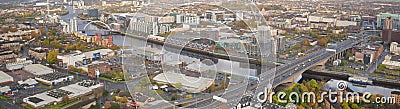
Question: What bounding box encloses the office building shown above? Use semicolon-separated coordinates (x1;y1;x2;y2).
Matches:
128;13;171;35
377;13;400;30
87;62;111;78
176;14;200;24
70;17;78;33
391;91;400;105
256;26;276;56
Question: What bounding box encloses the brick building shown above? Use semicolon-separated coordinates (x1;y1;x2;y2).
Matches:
87;62;111;78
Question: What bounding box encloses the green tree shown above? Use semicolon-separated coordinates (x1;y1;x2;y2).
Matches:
309;79;318;88
378;64;386;69
112;96;117;101
186;94;193;99
109;104;121;109
102;90;109;96
295;29;301;34
341;102;350;109
46;50;58;64
351;104;359;109
119;96;128;103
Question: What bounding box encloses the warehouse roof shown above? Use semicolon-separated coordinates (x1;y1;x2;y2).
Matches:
153;72;213;93
0;71;13;83
24;64;53;75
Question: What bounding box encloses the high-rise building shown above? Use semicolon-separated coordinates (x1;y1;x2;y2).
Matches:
256;26;276;56
377;13;400;30
384;17;393;30
275;36;286;52
128;13;171;35
70;17;78;33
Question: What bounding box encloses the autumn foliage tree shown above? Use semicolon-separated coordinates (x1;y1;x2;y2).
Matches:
317;37;329;46
46;50;58;64
31;31;40;37
302;38;310;46
9;27;18;32
1;27;9;33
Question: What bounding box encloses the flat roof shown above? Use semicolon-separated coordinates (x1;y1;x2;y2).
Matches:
0;71;13;83
27;97;44;103
24;64;53;75
24;80;103;108
153;72;213;93
0;86;11;92
59;80;102;98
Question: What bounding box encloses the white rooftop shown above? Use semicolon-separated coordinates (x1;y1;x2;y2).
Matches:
18;78;38;86
153;72;213;93
24;80;103;108
0;86;11;93
24;64;53;75
59;83;102;98
0;71;13;83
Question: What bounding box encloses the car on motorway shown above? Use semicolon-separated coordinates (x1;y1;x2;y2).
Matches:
294;67;299;71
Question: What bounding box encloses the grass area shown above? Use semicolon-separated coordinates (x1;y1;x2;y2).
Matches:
280;44;301;54
282;33;295;39
214;50;227;55
0;95;12;101
99;71;125;82
277;62;285;64
375;64;400;76
25;105;35;109
99;77;125;83
38;83;51;89
42;98;79;109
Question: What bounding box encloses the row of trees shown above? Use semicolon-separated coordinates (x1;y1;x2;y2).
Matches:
272;79;324;108
1;27;18;33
